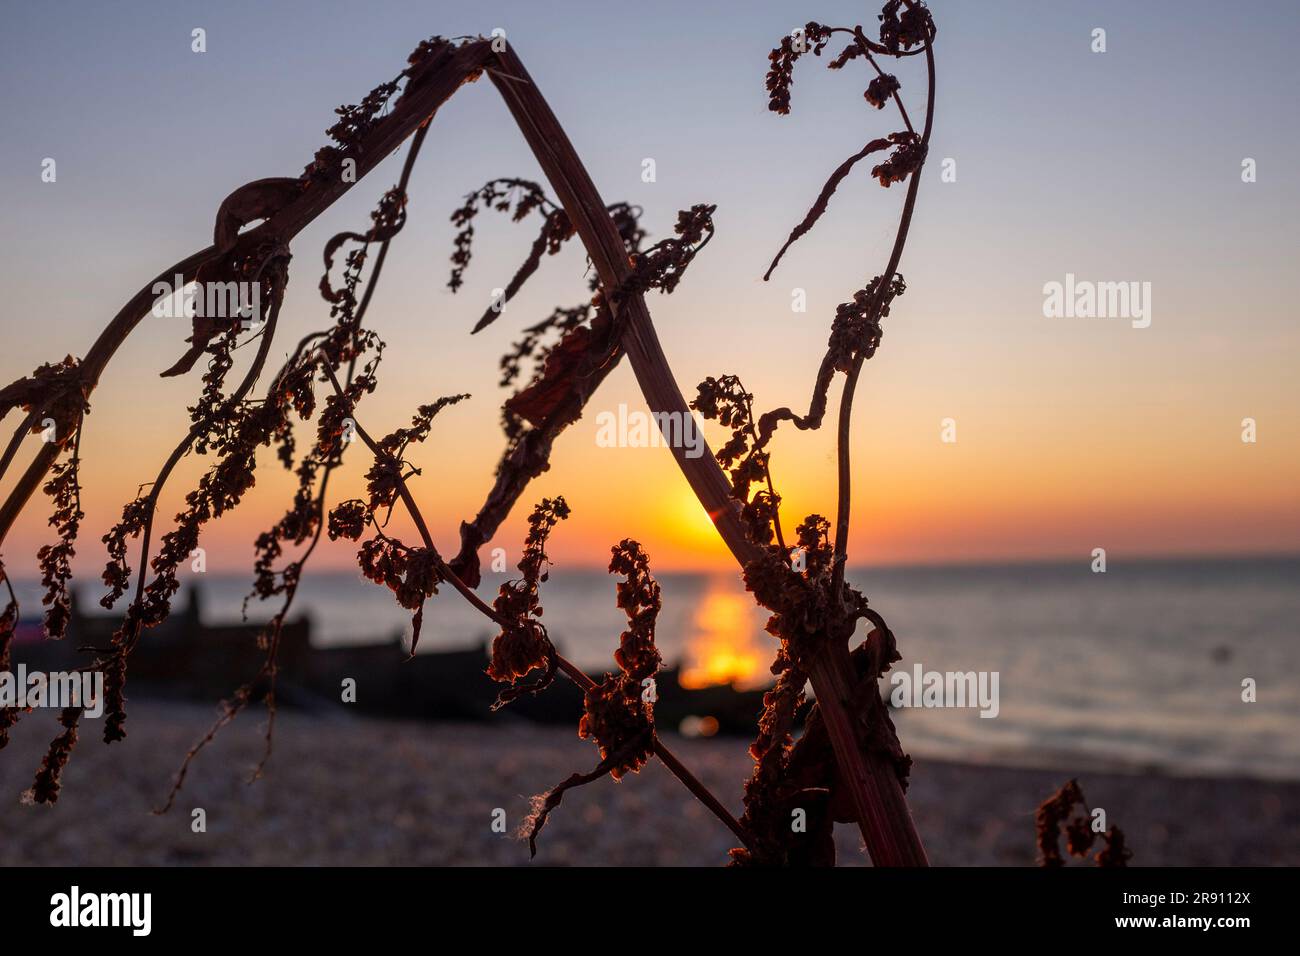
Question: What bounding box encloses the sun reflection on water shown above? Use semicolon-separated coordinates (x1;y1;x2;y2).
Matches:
679;579;767;690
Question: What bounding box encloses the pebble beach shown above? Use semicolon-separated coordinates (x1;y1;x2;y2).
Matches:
1;701;1295;866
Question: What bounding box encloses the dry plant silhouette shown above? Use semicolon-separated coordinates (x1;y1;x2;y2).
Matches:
0;1;1104;868
1035;779;1132;868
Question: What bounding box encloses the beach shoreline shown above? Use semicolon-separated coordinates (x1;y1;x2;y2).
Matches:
0;701;1294;866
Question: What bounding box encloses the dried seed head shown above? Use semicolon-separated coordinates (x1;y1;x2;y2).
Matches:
865;73;901;109
765;22;833;115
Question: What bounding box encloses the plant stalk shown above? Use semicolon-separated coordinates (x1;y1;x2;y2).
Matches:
489;44;927;865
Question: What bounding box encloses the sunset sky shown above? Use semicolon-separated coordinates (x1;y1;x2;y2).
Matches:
1;0;1297;579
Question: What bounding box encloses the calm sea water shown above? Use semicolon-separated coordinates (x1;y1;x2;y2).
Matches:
17;556;1300;780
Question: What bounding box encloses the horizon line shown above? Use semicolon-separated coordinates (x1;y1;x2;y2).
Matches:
13;547;1298;589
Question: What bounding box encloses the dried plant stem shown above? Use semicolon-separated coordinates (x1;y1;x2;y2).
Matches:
0;246;211;543
0;410;41;485
1;31;927;864
814;32;936;867
807;640;925;864
489;44;925;865
318;363;753;851
548;654;752;849
488;49;757;567
159;125;435;806
0;40;494;547
110;274;287;712
830;34;935;601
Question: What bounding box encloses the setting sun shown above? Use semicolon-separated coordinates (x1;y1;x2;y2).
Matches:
647;484;734;568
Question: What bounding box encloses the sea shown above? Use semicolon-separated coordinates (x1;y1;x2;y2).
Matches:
10;555;1299;781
